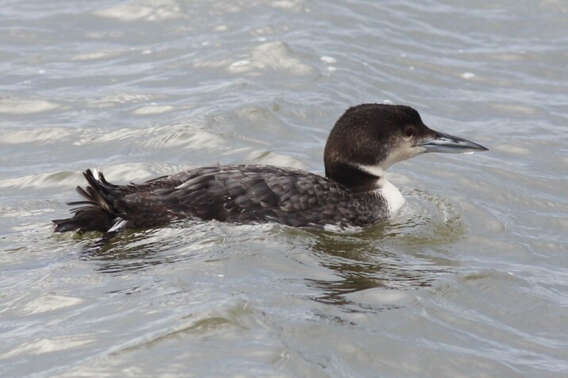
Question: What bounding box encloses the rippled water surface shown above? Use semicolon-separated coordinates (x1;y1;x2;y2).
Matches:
1;0;568;376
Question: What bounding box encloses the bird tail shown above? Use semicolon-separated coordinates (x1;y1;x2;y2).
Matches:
53;169;125;233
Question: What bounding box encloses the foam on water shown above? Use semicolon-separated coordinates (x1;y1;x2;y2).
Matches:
71;50;124;61
21;295;83;315
95;0;182;21
0;336;95;359
0;98;59;114
0;127;73;144
89;93;157;108
133;105;174;115
228;41;314;75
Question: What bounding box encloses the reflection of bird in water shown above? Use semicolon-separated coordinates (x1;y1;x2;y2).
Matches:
305;229;453;308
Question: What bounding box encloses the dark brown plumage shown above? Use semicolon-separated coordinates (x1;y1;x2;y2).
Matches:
53;165;388;232
53;103;487;233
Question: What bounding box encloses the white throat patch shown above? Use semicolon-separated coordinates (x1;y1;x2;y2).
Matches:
357;164;385;178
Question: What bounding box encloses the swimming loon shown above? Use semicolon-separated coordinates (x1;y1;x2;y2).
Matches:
53;104;487;233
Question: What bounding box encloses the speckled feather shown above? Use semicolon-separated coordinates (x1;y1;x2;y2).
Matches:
53;165;388;232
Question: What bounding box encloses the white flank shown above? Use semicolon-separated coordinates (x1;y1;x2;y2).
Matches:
108;218;127;233
378;179;405;215
358;163;406;215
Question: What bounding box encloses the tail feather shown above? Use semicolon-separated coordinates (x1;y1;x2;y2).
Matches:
52;169;123;233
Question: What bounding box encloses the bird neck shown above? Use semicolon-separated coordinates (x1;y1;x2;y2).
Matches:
325;161;383;192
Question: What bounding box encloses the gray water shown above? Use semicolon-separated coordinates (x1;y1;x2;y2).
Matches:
1;0;567;376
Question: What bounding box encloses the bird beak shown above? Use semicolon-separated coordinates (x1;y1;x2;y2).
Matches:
418;130;488;154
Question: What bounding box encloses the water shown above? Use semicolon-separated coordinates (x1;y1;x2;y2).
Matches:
1;0;567;376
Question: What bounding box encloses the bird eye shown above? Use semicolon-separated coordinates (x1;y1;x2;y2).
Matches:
404;127;415;138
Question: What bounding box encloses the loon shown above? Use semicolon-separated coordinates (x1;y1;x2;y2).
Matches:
53;104;487;233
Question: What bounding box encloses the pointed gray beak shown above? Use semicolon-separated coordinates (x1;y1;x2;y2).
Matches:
419;131;488;154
